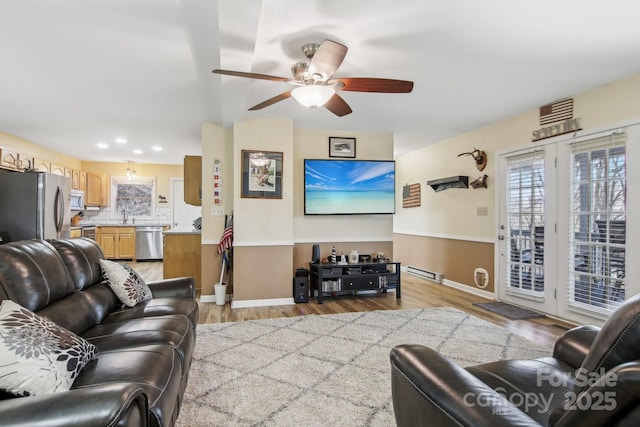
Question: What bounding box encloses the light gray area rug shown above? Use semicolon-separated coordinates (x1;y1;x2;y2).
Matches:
178;307;552;426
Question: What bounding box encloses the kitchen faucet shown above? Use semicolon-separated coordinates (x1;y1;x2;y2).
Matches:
122;209;128;224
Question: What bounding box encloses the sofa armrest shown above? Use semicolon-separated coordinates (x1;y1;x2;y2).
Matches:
0;383;148;427
147;276;196;299
553;325;600;369
390;344;542;427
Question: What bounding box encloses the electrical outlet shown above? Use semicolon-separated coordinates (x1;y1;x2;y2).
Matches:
476;206;488;216
211;206;224;216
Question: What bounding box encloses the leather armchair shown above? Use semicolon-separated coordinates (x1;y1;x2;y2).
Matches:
390;293;640;426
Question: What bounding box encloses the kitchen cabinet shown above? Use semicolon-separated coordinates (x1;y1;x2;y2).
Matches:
33;158;50;172
97;226;135;260
86;172;108;206
50;163;65;176
79;171;87;192
184;155;202;206
72;169;81;189
18;153;33;170
64;167;73;182
0;148;20;170
70;228;82;238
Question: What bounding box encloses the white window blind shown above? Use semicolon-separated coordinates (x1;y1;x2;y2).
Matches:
505;151;545;294
568;133;626;313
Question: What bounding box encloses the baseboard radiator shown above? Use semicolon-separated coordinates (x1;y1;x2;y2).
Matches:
406;265;443;284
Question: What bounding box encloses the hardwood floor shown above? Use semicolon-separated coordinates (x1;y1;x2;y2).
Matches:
130;260;577;348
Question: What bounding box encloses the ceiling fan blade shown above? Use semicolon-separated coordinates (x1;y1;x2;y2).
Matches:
334;77;414;93
308;40;348;81
248;90;292;111
213;69;289;82
324;93;352;117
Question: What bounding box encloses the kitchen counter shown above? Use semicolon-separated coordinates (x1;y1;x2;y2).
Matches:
163;230;201;235
80;223;171;228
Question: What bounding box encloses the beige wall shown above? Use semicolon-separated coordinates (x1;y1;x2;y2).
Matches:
231;118;294;303
292;128;394;244
81;160;183;206
200;123;231;295
208;119;395;304
1;131;81;170
394;72;640;292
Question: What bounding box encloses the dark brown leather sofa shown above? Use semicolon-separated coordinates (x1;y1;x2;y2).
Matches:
391;293;640;426
0;238;198;427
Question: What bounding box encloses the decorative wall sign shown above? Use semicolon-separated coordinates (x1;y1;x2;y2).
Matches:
213;159;222;205
329;137;356;158
532;98;582;141
402;183;421;208
241;150;283;199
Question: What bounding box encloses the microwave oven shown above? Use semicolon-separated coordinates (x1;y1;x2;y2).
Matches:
70;189;84;211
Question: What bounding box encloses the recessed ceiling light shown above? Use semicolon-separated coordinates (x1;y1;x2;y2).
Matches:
97;142;109;149
132;149;143;155
115;138;127;144
152;146;162;151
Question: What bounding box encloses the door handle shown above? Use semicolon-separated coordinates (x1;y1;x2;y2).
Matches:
498;235;505;240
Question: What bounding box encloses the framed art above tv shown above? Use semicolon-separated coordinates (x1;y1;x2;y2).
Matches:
304;159;395;215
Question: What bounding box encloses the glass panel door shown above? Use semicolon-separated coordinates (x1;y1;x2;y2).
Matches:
497;147;557;314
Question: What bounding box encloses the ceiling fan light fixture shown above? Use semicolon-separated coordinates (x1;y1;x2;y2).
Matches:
291;85;335;109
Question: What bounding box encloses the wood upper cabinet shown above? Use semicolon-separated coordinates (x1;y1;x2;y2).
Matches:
33;158;50;172
71;169;81;189
79;171;87;192
0;148;20;170
64;167;73;182
50;163;65;176
97;226;135;260
85;172;108;206
184;155;202;206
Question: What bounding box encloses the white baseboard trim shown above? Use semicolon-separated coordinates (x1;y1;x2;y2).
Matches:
199;295;218;303
441;278;495;300
231;297;296;309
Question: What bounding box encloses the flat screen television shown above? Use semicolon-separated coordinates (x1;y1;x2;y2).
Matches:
304;159;396;215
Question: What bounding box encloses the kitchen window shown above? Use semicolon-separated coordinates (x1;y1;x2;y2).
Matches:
111;177;156;220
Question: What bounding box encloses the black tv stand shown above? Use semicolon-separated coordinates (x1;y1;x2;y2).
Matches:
308;261;401;304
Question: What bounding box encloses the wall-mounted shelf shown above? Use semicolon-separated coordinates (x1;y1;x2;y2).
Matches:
427;176;469;192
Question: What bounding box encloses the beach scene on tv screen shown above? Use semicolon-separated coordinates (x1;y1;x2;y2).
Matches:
305;160;395;214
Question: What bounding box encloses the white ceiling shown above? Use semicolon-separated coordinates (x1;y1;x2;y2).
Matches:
2;1;640;165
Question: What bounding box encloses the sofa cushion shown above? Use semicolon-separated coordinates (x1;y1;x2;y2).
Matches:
104;297;199;329
48;238;105;291
0;240;75;311
0;300;97;396
99;260;152;307
72;344;183;427
82;314;195;371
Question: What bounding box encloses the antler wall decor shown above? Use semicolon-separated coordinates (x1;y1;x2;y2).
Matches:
457;148;487;171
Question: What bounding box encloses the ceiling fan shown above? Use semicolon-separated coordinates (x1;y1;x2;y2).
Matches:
212;39;414;117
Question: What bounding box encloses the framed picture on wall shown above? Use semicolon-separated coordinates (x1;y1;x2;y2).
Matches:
329;137;356;158
241;150;283;199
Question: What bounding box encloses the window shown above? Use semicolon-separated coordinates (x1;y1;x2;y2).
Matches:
111;177;156;220
568;133;626;313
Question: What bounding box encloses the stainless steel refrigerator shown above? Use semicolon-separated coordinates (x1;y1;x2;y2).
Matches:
0;169;71;242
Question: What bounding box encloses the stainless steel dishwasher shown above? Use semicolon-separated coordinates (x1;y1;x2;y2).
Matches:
135;226;164;260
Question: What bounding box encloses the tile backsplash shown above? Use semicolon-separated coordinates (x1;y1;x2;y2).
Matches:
79;206;172;225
